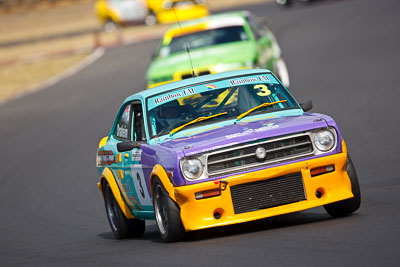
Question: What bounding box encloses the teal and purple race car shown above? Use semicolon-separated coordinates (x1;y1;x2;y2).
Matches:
96;69;361;242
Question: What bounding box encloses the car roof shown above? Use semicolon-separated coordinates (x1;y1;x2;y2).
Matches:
125;68;272;104
166;10;251;31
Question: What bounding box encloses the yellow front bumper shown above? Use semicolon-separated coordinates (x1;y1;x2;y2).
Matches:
173;150;353;231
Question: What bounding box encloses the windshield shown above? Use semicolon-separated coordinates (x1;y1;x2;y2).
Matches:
158;26;249;57
146;73;299;138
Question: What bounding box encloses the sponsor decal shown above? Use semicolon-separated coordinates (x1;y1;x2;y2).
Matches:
98;150;115;166
206;84;217;90
121;181;132;193
129;193;142;211
229;75;270;86
116;124;129;139
153;87;195;106
263;122;278;128
132;149;142;162
182;87;195;96
225;123;279;139
229;77;258;86
154;92;183;105
120;180;143;211
258;75;270;82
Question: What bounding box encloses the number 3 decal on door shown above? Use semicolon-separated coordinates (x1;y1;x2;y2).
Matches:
131;165;152;206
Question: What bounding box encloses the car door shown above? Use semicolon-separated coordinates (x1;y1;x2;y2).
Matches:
120;101;153;214
107;102;140;214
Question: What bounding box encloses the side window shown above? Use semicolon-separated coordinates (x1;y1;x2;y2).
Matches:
247;16;263;40
132;103;146;142
115;105;132;140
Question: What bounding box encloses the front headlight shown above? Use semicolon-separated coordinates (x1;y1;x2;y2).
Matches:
314;129;336;152
181;158;204;180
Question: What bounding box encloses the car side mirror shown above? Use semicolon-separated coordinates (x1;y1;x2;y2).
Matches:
300;100;313;112
117;141;141;152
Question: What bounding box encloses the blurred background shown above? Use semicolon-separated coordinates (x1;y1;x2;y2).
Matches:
0;0;265;103
1;0;400;265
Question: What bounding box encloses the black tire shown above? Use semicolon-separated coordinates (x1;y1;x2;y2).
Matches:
324;155;361;217
152;177;185;242
103;181;145;239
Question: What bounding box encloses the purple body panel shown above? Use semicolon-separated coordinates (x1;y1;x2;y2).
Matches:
153;113;342;186
139;143;186;188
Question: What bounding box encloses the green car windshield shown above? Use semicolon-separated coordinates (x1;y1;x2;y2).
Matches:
158;26;249;57
147;81;298;138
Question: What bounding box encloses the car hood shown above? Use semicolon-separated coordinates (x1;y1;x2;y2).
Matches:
158;113;335;156
147;41;256;77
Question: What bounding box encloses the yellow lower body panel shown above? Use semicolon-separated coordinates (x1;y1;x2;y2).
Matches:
173;151;353;231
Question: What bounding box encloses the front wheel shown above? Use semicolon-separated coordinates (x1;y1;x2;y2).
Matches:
103;181;145;239
103;18;118;32
324;155;361;217
144;11;157;26
152;177;185;242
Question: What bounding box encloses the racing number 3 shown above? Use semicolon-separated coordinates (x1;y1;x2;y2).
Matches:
136;172;145;198
132;166;152;206
254;84;271;96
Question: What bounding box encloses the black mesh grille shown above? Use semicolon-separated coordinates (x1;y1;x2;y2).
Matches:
230;172;306;214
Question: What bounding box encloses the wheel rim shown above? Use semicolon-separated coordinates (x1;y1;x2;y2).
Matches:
145;15;157;26
154;185;168;235
105;187;119;232
104;21;117;32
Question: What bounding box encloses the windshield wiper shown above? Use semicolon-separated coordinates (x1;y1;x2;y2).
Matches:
236;100;287;121
169;112;227;136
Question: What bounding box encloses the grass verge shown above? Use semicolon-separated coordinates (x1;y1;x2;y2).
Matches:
0;0;268;104
0;53;89;102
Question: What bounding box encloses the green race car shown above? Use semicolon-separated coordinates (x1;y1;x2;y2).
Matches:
145;11;290;89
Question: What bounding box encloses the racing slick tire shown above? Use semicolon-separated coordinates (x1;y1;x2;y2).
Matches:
103;181;145;239
324;155;361;217
152;177;185;242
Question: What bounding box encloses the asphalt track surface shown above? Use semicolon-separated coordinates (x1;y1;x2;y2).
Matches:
1;0;399;265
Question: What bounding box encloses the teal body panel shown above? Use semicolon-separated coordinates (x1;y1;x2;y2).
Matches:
97;135;155;219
